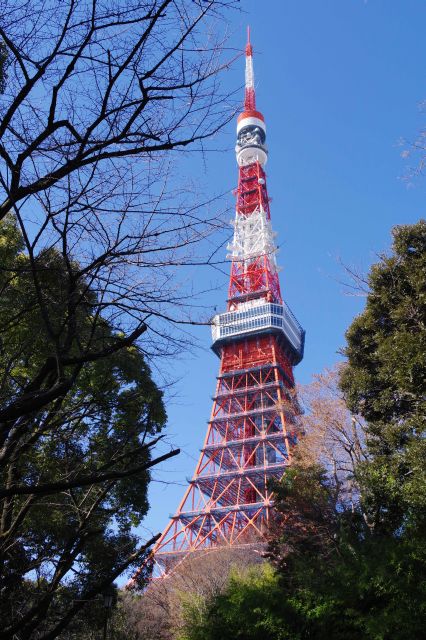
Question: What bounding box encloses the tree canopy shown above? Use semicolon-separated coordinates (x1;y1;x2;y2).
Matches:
0;214;174;639
340;219;426;533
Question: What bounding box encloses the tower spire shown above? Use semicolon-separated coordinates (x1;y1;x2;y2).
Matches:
244;26;255;111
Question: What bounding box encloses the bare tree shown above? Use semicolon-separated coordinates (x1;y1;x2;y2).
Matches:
0;1;239;637
118;546;264;640
0;0;237;218
294;364;367;510
0;0;238;423
400;99;426;183
266;366;369;573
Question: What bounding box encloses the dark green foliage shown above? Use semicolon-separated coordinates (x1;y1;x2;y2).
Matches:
180;564;304;640
0;215;167;639
268;465;426;640
268;465;341;564
341;220;426;427
340;220;426;533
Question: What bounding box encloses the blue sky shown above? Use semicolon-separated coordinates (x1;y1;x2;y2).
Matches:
136;1;426;549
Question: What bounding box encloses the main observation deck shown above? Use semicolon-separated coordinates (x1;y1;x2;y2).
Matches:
211;301;305;364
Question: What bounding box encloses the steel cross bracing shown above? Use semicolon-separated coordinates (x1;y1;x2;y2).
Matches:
131;31;305;582
227;163;282;307
146;334;303;577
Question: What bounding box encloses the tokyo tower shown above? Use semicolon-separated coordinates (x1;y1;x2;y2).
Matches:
143;30;304;578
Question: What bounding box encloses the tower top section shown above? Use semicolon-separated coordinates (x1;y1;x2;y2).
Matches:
238;26;264;126
236;28;267;167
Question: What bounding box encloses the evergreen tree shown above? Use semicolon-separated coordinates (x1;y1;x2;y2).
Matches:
340;220;426;533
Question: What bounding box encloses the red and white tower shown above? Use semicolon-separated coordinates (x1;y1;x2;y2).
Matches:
142;30;304;578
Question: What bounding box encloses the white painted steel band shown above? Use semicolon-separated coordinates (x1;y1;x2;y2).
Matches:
245;55;254;90
236;116;266;135
236;146;268;167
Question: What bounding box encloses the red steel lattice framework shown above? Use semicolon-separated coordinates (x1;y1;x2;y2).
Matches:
135;29;305;579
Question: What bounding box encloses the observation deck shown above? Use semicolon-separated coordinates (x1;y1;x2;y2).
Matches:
211;301;305;364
